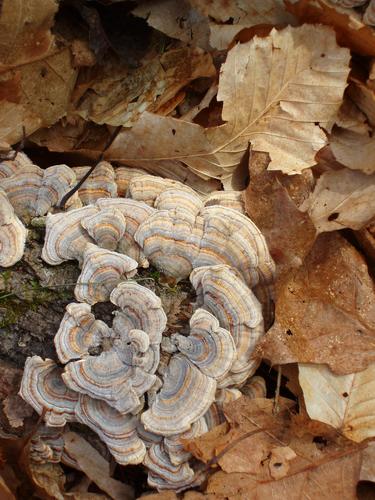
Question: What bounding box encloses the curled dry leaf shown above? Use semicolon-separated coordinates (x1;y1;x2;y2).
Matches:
132;0;210;50
63;431;134;500
191;0;296;50
261;232;375;374
299;362;375;442
76;47;215;127
302;168;375;232
107;25;350;184
285;0;375;56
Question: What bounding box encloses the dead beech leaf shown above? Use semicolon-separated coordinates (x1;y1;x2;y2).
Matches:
107;25;350;184
245;152;316;275
76;47;215;127
268;446;297;479
63;432;134;500
0;476;15;500
330;128;375;175
355;220;375;262
132;0;210;50
0;48;78;145
189;0;296;50
0;0;57;70
360;441;375;482
261;233;375;374
205;443;361;500
299;362;375;442
302;168;375;232
285;0;375;57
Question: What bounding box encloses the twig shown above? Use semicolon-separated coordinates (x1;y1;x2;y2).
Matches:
58;125;122;209
273;365;282;415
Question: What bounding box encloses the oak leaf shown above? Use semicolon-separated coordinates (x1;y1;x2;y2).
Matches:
299;362;375;442
261;233;375;374
107;25;350;184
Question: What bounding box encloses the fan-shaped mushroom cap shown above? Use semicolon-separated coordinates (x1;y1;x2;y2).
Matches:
141;354;216;436
144;443;203;492
171;309;236;381
62;349;153;414
54;302;111;363
204;190;245;213
74;243;138;305
0;189;27;267
0;165;43;219
137;421;163;448
154;188;203;215
73;162;117;204
0;152;32;179
75;395;146;465
164;417;208;466
111;282;167;345
215;387;242;406
35;165;78;216
42;206;97;265
30;426;64;464
136;205;275;286
190;265;264;379
0;164;79;220
196;206;275;287
19;356;78;427
97;198;154;266
114;166;148;197
240;375;267;399
127;175;196;206
80;208;126;251
135;208;202;280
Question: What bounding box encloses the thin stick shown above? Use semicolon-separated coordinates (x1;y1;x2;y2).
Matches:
58;125;122;209
273;365;282;415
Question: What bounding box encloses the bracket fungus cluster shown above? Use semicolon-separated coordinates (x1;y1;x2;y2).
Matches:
2;160;275;491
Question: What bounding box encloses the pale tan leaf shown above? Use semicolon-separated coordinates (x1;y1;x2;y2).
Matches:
63;432;134;500
107;25;350;183
299;362;375;442
330;127;375;174
261;233;375;374
0;0;57;70
303;168;375;232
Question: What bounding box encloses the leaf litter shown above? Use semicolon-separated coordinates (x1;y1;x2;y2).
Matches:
0;1;375;499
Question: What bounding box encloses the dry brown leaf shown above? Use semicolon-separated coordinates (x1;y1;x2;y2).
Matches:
0;48;78;145
302;168;375;232
347;78;375;129
137;493;178;500
205;444;361;500
245;152;316;275
27;462;66;500
355;220;375;262
132;0;210;50
0;475;15;500
107;25;350;184
0;0;57;70
285;0;375;57
299;362;375;442
360;441;375;482
3;395;33;428
76;47;215;127
189;396;361;499
261;232;375;374
63;432;134;500
190;0;296;50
